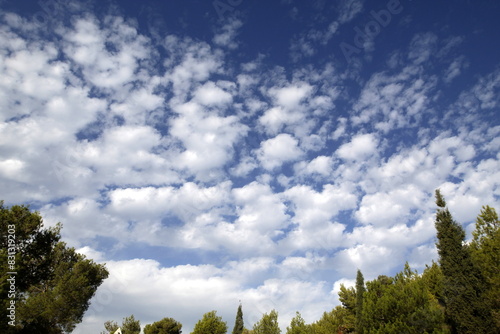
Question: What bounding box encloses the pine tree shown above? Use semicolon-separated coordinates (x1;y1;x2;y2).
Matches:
232;304;244;334
0;202;108;334
252;310;280;334
355;269;365;334
434;190;491;333
286;312;310;334
470;205;500;331
192;311;227;334
144;317;182;334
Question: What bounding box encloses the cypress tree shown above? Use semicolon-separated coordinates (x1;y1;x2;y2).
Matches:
355;269;365;334
434;190;491;333
232;304;244;334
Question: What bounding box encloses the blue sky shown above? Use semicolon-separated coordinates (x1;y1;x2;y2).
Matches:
1;0;499;332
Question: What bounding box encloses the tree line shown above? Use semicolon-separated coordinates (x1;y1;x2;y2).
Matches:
1;189;499;333
100;190;500;334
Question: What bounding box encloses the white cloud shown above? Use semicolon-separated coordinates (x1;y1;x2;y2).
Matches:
408;32;438;65
355;185;426;227
336;133;378;161
270;83;314;110
338;0;364;24
63;17;149;88
233;182;289;234
333;244;403;277
194;81;233;106
213;19;243;50
294;156;333;177
1;5;499;334
170;102;248;180
285;184;357;227
257;134;304;170
443;56;468;83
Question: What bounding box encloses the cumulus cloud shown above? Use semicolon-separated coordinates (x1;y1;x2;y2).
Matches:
336;133;378;161
257;134;304;170
1;4;499;334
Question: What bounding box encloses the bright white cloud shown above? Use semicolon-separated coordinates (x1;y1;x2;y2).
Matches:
257;133;304;170
336;133;378;161
0;3;499;334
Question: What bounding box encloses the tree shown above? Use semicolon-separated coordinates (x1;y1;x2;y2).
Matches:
144;317;183;334
286;312;310;334
192;311;227;334
102;315;141;334
102;320;120;334
252;310;281;334
101;315;141;334
232;304;244;334
421;261;445;305
336;284;356;333
310;307;354;334
0;201;109;333
122;315;141;334
355;270;365;334
434;190;492;333
361;264;447;333
470;205;500;330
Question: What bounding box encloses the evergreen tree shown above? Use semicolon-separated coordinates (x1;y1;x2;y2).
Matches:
144;317;183;334
310;306;354;334
122;315;141;334
421;261;445;306
232;304;244;334
192;311;227;334
355;269;365;334
336;284;356;333
0;202;108;334
434;190;492;333
470;205;500;330
361;264;447;333
102;315;141;334
286;312;310;334
252;310;280;334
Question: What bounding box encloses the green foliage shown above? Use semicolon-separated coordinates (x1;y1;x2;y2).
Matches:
102;320;120;333
232;305;244;334
253;310;281;334
310;306;354;334
355;269;365;334
192;311;227;334
362;264;448;334
0;202;109;334
421;261;445;305
102;315;141;334
338;284;356;312
434;190;493;333
286;312;310;334
122;315;141;334
144;317;182;334
470;205;500;331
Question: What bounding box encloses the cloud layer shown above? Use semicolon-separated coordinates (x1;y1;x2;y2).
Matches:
0;1;499;333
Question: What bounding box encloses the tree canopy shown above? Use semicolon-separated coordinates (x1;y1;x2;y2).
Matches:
144;317;183;334
3;192;499;334
0;201;109;334
191;311;227;334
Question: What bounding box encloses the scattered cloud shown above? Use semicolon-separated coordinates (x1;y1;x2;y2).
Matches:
1;1;499;333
